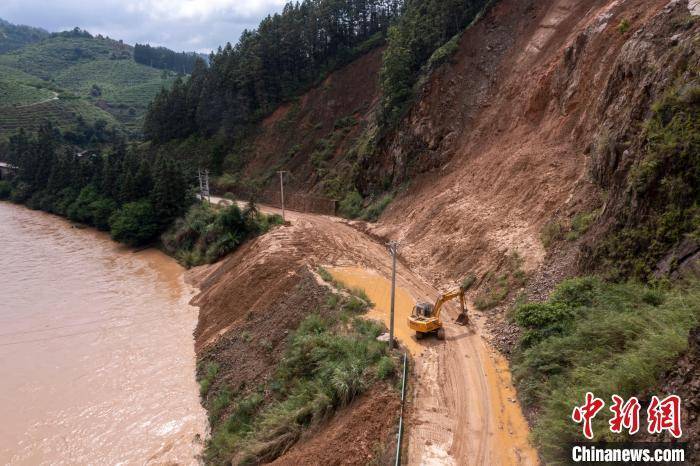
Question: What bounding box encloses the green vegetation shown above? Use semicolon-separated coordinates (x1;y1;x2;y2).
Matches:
143;0;399;143
162;202;283;267
512;277;700;463
134;43;200;74
0;28;178;137
53;59;176;128
427;32;463;70
0;30;130;79
0;98;119;138
0;81;54;107
541;210;600;248
474;252;527;310
617;19;631;34
0;180;11;199
565;210;598;241
205;311;396;464
108;200;159;246
379;0;491;129
0;18;49;54
338;190;394;221
3;122;192;247
593;79;700;280
200;362;221;398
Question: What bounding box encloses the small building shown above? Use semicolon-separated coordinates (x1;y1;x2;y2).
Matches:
0;162;18;179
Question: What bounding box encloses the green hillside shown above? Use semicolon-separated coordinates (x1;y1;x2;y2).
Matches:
0;97;119;135
0;32;131;79
53;59;175;127
0;80;55;107
0;18;49;54
0;29;178;138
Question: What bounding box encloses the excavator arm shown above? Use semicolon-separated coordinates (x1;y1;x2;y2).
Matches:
433;289;469;325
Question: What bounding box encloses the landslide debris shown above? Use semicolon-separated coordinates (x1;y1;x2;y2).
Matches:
191;262;401;465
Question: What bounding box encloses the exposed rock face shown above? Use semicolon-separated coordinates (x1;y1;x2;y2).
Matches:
358;0;699;290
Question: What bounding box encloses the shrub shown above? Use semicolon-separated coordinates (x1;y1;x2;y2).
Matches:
362;193;393;222
209;387;231;423
540;220;564;248
0;180;10;200
427;32;462;70
108;200;159;246
376;356;396;379
512;278;700;463
317;266;334;282
9;182;31;203
565;211;598;241
338;190;363;219
199;362;220;398
592;76;700;280
617;19;630;34
162;202;281;267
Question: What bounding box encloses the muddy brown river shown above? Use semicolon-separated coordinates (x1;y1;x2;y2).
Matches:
0;202;206;464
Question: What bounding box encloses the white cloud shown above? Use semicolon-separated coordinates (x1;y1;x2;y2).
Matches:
0;0;289;53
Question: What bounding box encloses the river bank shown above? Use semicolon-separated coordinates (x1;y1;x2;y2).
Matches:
0;201;207;464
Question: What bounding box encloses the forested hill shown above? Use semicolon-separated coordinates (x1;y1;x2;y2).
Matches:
144;0;403;143
134;43;202;74
143;0;493;145
0;18;49;54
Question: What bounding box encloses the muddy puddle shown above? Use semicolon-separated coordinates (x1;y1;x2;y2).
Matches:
327;267;425;355
0;202;206;464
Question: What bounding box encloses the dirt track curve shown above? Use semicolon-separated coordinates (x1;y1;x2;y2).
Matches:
211;197;539;465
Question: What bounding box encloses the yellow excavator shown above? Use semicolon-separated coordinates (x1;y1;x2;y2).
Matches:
408;287;470;340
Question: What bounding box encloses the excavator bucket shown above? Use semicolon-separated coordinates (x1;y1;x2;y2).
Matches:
455;312;469;326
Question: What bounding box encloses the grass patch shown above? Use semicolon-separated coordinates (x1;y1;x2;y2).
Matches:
204;313;396;464
617;19;631;34
199;362;220;398
512;277;700;462
565;210;599;241
474;252;527;310
541;220;564;248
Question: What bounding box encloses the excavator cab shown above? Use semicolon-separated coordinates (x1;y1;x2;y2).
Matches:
414;303;434;318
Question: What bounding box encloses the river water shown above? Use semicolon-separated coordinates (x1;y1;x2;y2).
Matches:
0;202;207;465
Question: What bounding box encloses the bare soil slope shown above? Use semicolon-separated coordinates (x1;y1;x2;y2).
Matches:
234;47;384;195
370;0;696;289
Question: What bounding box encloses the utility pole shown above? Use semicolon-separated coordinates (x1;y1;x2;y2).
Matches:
277;170;287;222
198;168;210;203
388;240;398;349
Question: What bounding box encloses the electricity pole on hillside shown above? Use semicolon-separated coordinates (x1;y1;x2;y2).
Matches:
388;240;399;349
277;170;288;222
198;168;210;203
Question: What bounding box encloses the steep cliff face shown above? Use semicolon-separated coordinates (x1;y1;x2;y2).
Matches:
365;0;698;288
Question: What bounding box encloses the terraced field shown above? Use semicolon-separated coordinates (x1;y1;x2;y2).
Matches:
0;33;180;136
0;80;55;107
0;97;119;138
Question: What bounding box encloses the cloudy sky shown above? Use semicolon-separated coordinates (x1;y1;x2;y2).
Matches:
0;0;289;53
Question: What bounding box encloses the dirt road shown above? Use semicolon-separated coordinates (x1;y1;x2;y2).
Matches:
209;197;538;465
16;90;59;108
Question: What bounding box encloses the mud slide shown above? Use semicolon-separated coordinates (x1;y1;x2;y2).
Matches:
210;197;538;465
